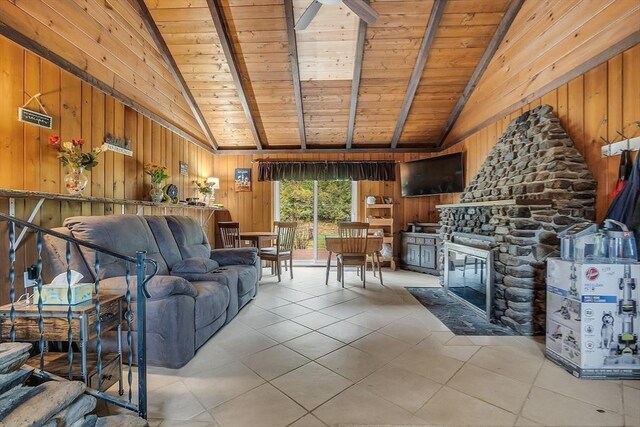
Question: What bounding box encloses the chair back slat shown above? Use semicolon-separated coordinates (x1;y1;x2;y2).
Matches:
338;222;369;255
218;222;241;248
274;221;297;253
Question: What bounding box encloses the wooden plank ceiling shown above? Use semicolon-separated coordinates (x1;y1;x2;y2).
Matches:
2;0;636;152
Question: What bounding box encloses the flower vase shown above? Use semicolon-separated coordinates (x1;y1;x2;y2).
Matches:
64;166;88;195
150;182;165;203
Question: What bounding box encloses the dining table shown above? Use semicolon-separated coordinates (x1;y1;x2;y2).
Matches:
239;231;277;250
324;236;384;286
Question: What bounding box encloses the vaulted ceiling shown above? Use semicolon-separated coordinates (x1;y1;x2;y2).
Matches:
0;0;638;153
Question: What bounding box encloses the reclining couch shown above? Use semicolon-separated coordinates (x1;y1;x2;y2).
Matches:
42;215;259;369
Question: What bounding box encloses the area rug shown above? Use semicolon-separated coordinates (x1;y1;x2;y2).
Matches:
405;287;514;336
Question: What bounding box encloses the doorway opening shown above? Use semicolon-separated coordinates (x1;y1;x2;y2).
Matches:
275;180;357;264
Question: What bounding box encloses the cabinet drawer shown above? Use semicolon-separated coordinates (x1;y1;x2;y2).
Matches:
88;353;120;391
405;237;416;244
424;238;436;245
415;238;425;244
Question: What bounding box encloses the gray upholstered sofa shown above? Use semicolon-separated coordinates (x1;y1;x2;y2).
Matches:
41;215;259;369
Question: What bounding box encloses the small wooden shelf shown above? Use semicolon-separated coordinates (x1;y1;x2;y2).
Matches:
365;198;396;270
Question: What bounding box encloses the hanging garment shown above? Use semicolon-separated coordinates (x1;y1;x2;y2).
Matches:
605;151;640;252
611;150;633;198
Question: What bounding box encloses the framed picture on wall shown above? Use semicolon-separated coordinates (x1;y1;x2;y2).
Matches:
234;168;251;192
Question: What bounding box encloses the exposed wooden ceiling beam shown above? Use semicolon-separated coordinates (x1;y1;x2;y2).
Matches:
389;0;447;149
214;146;440;155
346;2;368;149
0;22;214;154
132;0;219;151
284;0;307;150
207;0;263;150
436;0;524;149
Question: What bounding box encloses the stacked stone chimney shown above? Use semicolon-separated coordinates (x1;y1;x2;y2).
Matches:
438;105;596;335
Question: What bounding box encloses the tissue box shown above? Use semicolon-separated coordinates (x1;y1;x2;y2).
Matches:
32;283;93;305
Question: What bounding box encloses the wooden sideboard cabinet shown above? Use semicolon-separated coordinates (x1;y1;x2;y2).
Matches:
400;232;441;275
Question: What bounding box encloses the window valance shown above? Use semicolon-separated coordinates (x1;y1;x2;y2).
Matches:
257;161;396;182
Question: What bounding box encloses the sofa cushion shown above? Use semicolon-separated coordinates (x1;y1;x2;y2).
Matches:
64;215;170;279
210;247;259;266
165;216;211;259
192;281;230;329
99;275;197;301
172;258;219;274
223;265;258;296
145;216;183;269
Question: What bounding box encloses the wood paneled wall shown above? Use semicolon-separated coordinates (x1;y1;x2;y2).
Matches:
0;36;217;303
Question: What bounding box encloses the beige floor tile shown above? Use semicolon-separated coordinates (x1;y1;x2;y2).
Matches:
292;311;340;330
424;330;455;344
624;385;640;420
215;327;278;358
358;364;442;413
319;299;367;320
283;331;345;359
312;384;425;426
624;380;640;390
297;295;341;311
317;320;373;343
350;332;411;362
392;347;463;384
258;320;313;343
316;346;385;382
447;363;531;413
534;360;623;413
183;361;265;410
160;421;220;427
241;344;310;381
174;341;237;379
468;345;544;383
346;312;395;330
521;386;625;426
268;303;314;319
625;415;640;427
262;287;313;303
271;362;352;410
238;310;286;329
467;335;525;346
415;386;517;426
445;335;477;346
377;316;432;345
253;294;291;310
210;383;306;427
407;312;451;332
147;381;207;421
417;335;480;362
287;413;327;427
514;416;543;426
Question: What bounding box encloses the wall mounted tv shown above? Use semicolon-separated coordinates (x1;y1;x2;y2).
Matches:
400;153;464;197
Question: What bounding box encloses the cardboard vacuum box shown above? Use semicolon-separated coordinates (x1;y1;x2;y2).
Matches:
546;259;639;379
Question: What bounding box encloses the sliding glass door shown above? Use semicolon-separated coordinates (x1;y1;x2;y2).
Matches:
276;180;355;264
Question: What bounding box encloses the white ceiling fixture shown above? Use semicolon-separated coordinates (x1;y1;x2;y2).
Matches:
295;0;379;31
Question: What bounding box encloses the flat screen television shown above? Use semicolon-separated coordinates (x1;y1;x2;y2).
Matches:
400;153;464;197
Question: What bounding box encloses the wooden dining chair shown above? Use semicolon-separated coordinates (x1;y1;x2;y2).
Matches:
366;229;384;286
337;222;369;288
259;221;297;282
218;221;241;248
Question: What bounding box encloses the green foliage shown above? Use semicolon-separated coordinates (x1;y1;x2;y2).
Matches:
279;180;352;223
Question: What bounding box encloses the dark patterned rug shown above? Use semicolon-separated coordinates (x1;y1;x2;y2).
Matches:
405;287;514;336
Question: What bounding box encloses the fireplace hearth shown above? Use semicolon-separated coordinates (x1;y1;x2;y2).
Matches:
438;105;596;335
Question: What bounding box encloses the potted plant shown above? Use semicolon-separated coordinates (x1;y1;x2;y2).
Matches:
193;180;213;206
48;136;102;195
144;164;170;203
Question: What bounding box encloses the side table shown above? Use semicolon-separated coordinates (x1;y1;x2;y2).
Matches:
0;294;124;393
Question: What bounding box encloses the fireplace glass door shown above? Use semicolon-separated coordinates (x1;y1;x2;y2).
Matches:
444;242;493;319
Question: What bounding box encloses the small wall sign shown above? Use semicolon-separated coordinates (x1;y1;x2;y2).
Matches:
18;107;52;129
234;168;251;192
103;134;133;156
179;161;188;176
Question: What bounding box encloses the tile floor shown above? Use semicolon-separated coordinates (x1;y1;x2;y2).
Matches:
116;267;640;427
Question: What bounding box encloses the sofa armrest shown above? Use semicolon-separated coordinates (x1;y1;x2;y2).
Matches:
210;247;258;266
99;275;197;300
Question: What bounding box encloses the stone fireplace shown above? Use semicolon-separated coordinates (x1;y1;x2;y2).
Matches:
438;105;596;335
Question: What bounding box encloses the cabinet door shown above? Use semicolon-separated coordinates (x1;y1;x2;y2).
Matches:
420;245;436;269
407;244;420;266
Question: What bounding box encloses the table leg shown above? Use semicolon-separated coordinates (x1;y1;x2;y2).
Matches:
325;251;332;285
376;252;383;286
